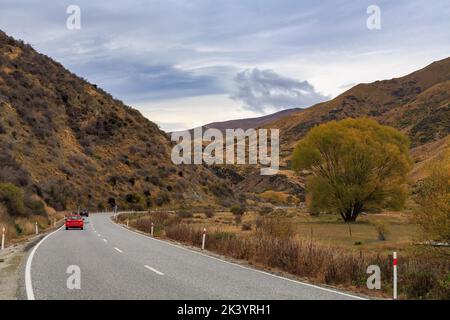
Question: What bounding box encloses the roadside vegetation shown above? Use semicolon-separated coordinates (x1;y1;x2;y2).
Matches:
117;209;449;299
414;146;450;243
115;120;449;300
0;182;63;244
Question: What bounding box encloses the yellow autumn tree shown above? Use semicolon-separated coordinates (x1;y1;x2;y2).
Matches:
415;144;450;242
292;118;412;222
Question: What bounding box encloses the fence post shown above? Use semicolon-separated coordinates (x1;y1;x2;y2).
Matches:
1;226;5;250
35;222;38;235
202;228;206;250
151;222;154;237
393;251;397;300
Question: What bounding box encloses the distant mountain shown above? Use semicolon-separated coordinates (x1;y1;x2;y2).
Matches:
199;108;302;132
231;57;450;196
0;30;233;212
264;57;450;154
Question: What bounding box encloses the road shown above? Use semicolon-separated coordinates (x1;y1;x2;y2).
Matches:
23;213;364;300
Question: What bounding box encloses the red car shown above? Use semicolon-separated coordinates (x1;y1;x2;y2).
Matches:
65;215;84;230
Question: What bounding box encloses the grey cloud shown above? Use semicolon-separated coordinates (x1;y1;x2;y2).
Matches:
231;68;330;113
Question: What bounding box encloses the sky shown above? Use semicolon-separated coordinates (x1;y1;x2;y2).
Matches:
0;0;449;131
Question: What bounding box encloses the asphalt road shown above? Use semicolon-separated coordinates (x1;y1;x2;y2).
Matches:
23;213;364;300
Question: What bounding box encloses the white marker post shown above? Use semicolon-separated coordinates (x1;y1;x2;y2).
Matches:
151;222;154;237
202;228;206;250
393;251;397;300
53;218;56;228
35;222;38;235
1;226;5;250
127;219;129;228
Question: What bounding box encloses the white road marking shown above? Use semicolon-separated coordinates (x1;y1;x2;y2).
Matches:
103;238;108;243
25;226;64;300
115;216;366;300
98;234;101;237
114;247;123;253
144;265;164;275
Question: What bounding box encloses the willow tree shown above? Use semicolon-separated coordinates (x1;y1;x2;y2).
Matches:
292;118;412;222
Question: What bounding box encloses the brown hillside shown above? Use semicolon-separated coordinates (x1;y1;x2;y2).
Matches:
264;57;450;164
0;30;233;213
234;58;450;196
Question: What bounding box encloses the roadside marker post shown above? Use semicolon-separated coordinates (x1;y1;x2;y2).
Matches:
151;222;154;237
127;219;129;228
35;222;38;235
202;228;206;250
1;226;5;250
393;251;397;300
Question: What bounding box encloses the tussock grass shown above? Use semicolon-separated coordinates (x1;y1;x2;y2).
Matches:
118;211;450;299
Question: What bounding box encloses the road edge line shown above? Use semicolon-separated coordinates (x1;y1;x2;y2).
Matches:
112;216;367;300
25;226;63;300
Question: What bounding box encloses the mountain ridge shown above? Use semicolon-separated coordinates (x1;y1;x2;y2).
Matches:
0;30;234;213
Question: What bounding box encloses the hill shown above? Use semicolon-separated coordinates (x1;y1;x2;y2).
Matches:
266;57;450;155
200;108;302;132
227;58;450;197
0;30;234;220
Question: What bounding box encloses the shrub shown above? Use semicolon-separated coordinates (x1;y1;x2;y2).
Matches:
0;182;26;216
258;205;274;215
25;197;46;216
204;208;214;218
230;204;246;216
242;223;252;231
177;210;193;218
260;191;289;204
292;118;412;222
414;146;450;242
257;217;295;239
373;221;389;241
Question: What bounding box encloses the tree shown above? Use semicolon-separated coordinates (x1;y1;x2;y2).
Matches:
292;118;411;222
414;145;450;242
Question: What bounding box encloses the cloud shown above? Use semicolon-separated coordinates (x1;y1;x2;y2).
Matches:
0;0;449;123
73;57;231;103
231;68;329;113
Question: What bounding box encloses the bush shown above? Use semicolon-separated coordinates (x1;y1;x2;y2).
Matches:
204;208;215;218
242;223;252;231
177;210;193;218
256;217;295;239
230;204;246;216
155;191;170;206
25;198;46;216
0;183;26;216
258;205;273;215
292;118;412;222
373;221;389;241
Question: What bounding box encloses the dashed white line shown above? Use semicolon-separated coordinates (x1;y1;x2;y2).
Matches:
103;238;108;243
114;247;123;253
144;265;164;275
117;218;365;300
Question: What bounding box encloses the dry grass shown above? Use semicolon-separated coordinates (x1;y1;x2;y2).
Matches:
170;209;418;254
0;210;65;247
117;209;450;299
